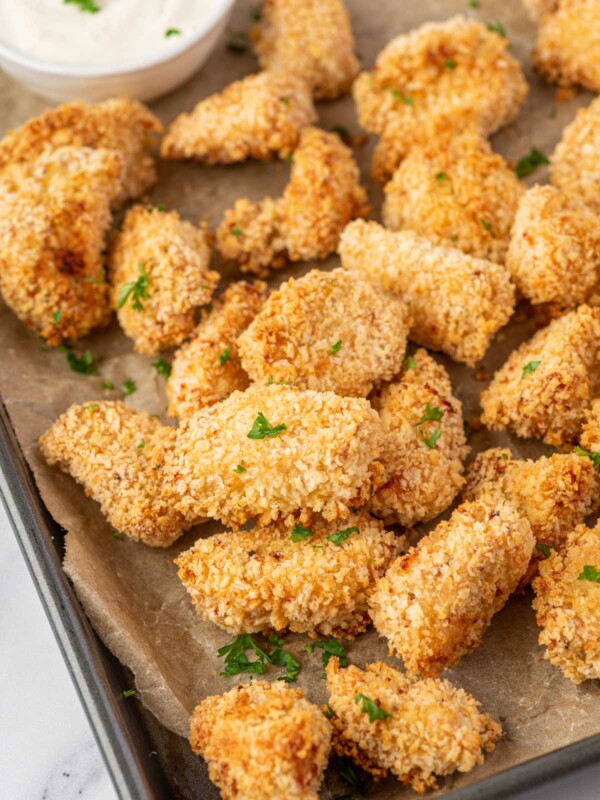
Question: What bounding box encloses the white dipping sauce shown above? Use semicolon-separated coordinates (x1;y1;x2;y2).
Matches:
0;0;215;66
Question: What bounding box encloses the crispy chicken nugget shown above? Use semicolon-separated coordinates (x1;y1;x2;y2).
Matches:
533;522;600;683
506;185;600;308
108;205;219;355
0;146;122;345
250;0;359;100
190;681;331;800
369;498;534;676
325;658;501;793
161;71;316;163
338;220;515;366
0;97;161;205
383;129;524;263
552;96;600;214
166;281;266;418
480;305;600;446
176;512;404;637
216;127;369;276
237;268;409;396
370;349;469;526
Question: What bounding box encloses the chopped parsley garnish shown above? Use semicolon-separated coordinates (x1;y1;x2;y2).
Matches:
487;21;506;36
329;339;342;356
111;530;123;540
251;6;262;21
102;379;114;390
280;96;290;104
64;0;100;13
337;761;364;793
269;646;301;683
573;446;600;472
415;403;443;449
308;638;348;671
227;33;248;53
290;524;315;542
332;125;351;141
247;412;287;439
515;148;550;179
501;452;509;460
137;440;146;449
85;403;99;413
118;689;137;700
463;420;472;441
218;634;270;676
67;349;97;375
155;203;166;211
578;565;600;583
117;262;150;312
328;526;358;546
165;28;181;37
122;379;136;396
467;0;479;6
417;403;444;424
232;225;243;236
201;302;213;314
355;693;392;722
419;428;442;449
444;58;456;69
435;172;448;181
267;376;291;385
323;704;335;719
391;89;414;105
536;543;556;559
521;360;541;379
480;218;492;232
219;347;232;366
404;356;417;370
151;358;171;378
52;310;63;324
233;464;247;474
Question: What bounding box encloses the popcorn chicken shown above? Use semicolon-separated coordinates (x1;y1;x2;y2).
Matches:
250;0;359;100
552;96;600;214
369;498;534;676
338;220;515;366
108;205;219;355
237;268;409;396
161;71;316;163
216;127;368;276
190;681;331;800
325;658;501;793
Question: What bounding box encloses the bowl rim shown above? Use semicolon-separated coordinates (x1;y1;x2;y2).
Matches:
0;0;237;77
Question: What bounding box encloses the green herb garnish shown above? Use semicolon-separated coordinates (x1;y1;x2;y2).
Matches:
573;446;600;472
67;349;97;375
578;565;600;583
151;358;171;378
227;33;247;53
247;412;287;439
487;21;506;36
311;638;348;671
267;376;291;385
122;379;136;396
328;526;358;546
391;89;414;105
233;464;247;474
280;96;290;104
404;356;417;370
444;58;456;69
218;634;270;676
536;543;556;559
521;360;541;379
102;379;114;390
355;693;392;722
64;0;100;13
419;428;442;449
165;28;181;37
329;339;342;356
291;524;315;542
232;225;243;236
269;647;301;683
219;347;232;366
481;218;492;232
417;404;444;424
137;440;146;450
52;310;63;324
117;262;150;312
515;148;550;179
118;689;137;700
435;172;448;181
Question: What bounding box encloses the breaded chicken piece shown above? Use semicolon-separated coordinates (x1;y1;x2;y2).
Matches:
534;0;600;92
480;305;600;446
161;71;316;163
369;498;534;676
522;0;560;20
108;205;219;355
0;146;122;345
325;658;501;793
159;384;386;529
552;97;600;214
370;350;469;526
353;16;528;182
237;268;408;396
167;281;265;418
339;220;515;366
0;97;161;206
383;129;524;263
580;398;600;451
39;402;193;547
533;522;600;683
190;681;331;800
250;0;359;101
507;185;600;308
216;127;369;276
176;512;404;637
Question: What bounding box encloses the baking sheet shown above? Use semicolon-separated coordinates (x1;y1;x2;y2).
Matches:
1;1;599;797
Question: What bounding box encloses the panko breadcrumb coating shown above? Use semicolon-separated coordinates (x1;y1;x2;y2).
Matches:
0;146;122;345
383;129;524;263
237;268;408;396
522;0;560;20
580;398;600;451
161;71;316;163
167;281;265;418
190;681;331;800
250;0;359;100
370;349;468;526
533;522;600;683
369;498;534;676
108;205;219;355
551;96;600;214
216;127;369;276
0;97;161;205
326;658;501;793
353;16;528;182
176;512;404;637
338;220;515;366
39;402;193;547
480;305;600;446
506;185;600;308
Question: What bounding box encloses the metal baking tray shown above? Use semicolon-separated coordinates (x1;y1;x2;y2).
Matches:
1;394;600;800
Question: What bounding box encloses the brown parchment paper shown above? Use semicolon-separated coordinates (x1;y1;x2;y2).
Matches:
1;1;599;797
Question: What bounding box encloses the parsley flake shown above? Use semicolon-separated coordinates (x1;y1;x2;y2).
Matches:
232;225;243;237
481;218;492;232
233;464;247;474
111;530;123;540
355;693;392;722
435;172;448;181
391;89;414;105
155;203;166;211
467;0;479;6
536;543;556;559
329;339;342;356
444;58;457;69
323;704;335;719
267;376;291;385
332;125;351;142
521;360;541;379
578;565;600;583
118;689;137;700
165;28;181;37
85;403;99;414
251;7;262;21
218;634;270;676
280;96;290;104
122;379;136;396
573;446;600;472
151;358;171;378
404;356;417;370
219;347;232;366
117;263;150;312
227;33;248;53
290;524;315;542
328;526;358;546
419;428;442;449
311;638;348;671
137;440;146;450
102;380;114;390
52;310;63;324
515;148;550;179
417;403;444;424
487;21;506;36
463;420;472;441
269;647;301;683
64;0;100;13
67;349;97;375
247;412;287;439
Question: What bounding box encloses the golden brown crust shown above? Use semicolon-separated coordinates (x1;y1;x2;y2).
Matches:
522;0;560;20
551;96;600;214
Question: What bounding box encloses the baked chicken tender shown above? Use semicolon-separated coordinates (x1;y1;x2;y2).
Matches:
161;71;316;163
480;305;600;446
506;185;600;308
533;522;600;683
190;681;331;800
108;205;219;355
216;127;369;276
552;96;600;214
383;129;524;263
353;16;528;182
176;512;404;637
370;349;469;526
325;658;501;793
250;0;359;100
166;281;265;418
338;220;515;366
0;146;122;345
0;97;161;206
237;268;408;396
369;498;534;676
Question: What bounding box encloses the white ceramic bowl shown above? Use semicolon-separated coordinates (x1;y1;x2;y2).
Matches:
0;0;236;103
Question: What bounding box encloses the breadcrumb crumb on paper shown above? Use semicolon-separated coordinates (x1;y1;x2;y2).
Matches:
369;498;534;676
338;220;515;366
552;96;600;214
161;71;316;163
237;268;409;396
325;658;502;793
